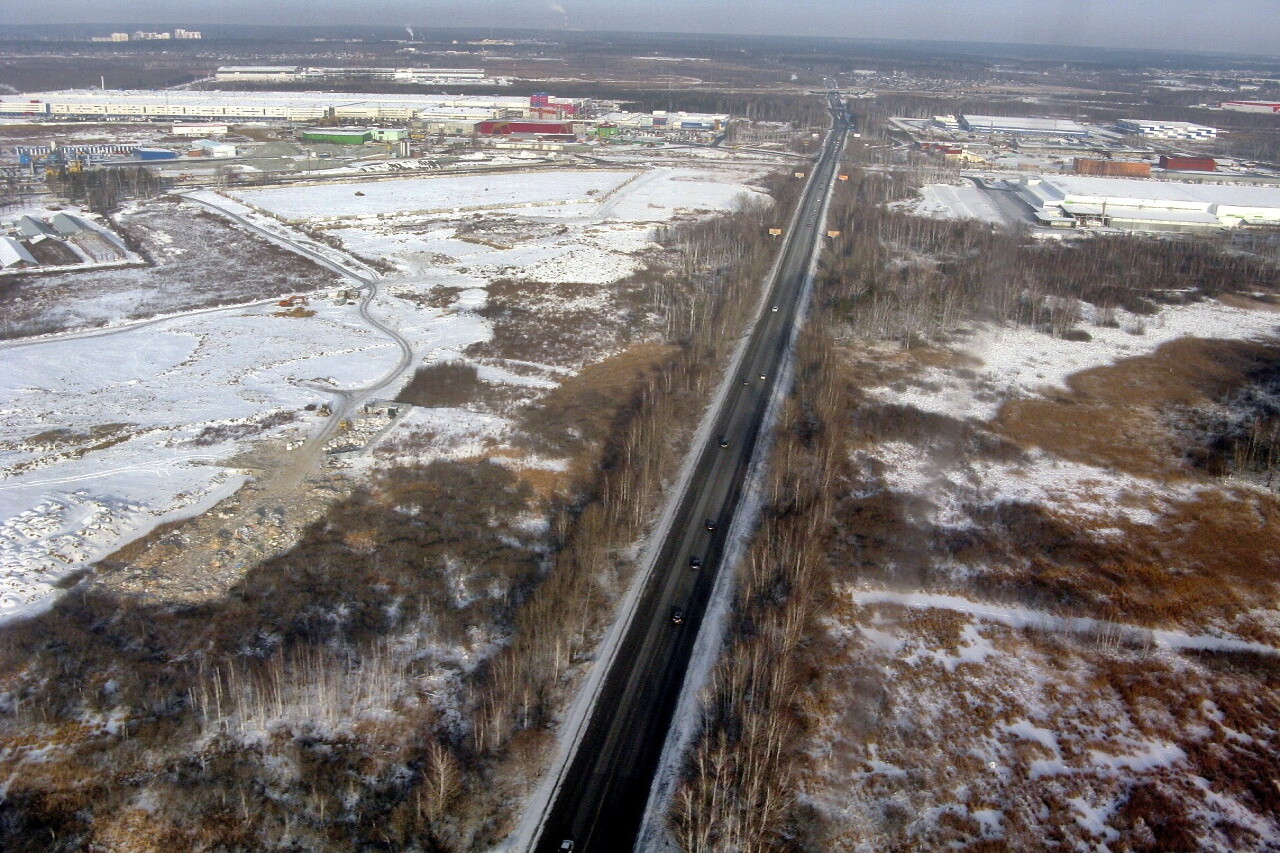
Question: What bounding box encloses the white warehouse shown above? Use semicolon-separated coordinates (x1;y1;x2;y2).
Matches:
1015;175;1280;232
1117;119;1218;140
0;90;539;124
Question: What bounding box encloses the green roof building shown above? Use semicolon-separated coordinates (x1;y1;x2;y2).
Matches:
300;127;372;145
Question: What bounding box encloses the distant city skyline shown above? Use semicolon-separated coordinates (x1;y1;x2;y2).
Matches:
2;1;1278;57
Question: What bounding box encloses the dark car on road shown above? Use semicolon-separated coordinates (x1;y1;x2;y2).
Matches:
671;607;685;625
689;555;703;570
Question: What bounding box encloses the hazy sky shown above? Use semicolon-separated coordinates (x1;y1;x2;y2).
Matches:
4;1;1279;56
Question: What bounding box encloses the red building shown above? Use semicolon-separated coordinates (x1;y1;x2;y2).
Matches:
1074;158;1152;177
1159;155;1216;172
478;120;576;136
530;92;579;117
1220;101;1280;114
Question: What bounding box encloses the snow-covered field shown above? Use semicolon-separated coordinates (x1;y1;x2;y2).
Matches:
808;292;1280;847
232;169;638;221
877;300;1280;422
807;597;1280;851
895;181;1008;225
0;201;343;338
0;301;414;617
1;160;772;620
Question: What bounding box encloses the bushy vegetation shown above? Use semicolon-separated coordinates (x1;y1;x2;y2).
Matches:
397;361;485;408
0;459;538;850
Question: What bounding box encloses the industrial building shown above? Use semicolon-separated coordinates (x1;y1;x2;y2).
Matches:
214;66;496;85
1221;100;1280;114
15;216;55;239
50;213;88;237
1117;119;1217;140
960;115;1090;137
213;66;304;84
420;116;484;136
1159;155;1217;172
1073;158;1152;178
652;111;727;130
188;139;236;157
135;147;178;161
14;143;136;166
0;90;582;126
0;236;38;269
173;123;228;136
300;128;372;145
477;120;577;137
1014;175;1280;232
530;92;581;117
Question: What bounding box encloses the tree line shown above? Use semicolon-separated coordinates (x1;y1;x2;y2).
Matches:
45;165;161;213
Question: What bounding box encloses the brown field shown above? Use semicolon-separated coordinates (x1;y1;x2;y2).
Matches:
998;338;1280;478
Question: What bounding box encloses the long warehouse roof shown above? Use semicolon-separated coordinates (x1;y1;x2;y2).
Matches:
1040;175;1280;208
2;89;534;111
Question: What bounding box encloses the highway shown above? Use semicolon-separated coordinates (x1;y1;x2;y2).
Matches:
531;91;849;853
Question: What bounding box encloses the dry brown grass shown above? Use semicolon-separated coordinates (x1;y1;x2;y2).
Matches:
519;341;680;460
1219;292;1280;313
467;278;631;368
949;337;1280;634
508;465;571;503
998;338;1280;479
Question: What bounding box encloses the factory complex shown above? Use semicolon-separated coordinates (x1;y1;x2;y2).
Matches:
0;89;548;123
1220;100;1280;115
958;115;1091;137
213;66;504;86
1012;175;1280;232
0;89;727;139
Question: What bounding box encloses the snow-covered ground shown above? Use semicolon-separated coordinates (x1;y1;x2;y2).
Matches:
877;301;1280;422
0;299;434;618
232;169;638;222
807;597;1280;851
895;181;1007;225
1;160;772;621
805;292;1280;847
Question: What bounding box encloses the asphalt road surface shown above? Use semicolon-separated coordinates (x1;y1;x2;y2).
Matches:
532;94;849;853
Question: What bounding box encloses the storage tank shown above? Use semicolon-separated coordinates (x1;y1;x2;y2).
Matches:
1159;155;1216;172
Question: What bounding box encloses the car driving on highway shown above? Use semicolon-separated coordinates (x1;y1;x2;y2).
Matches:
671;607;685;625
